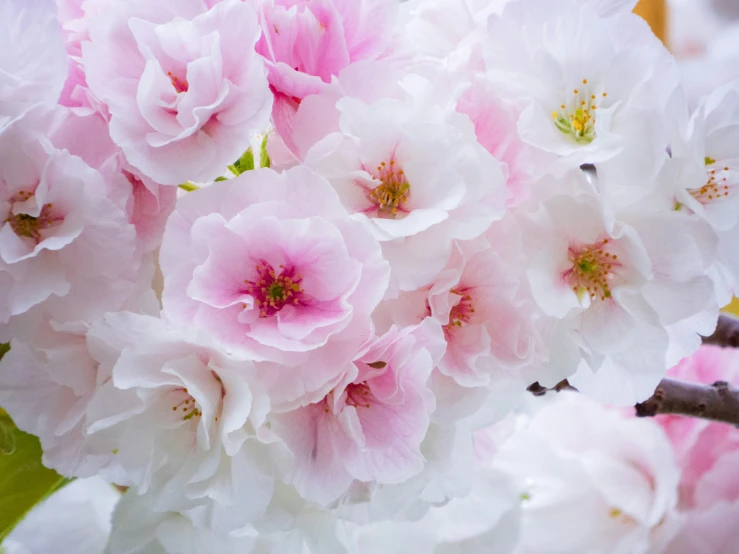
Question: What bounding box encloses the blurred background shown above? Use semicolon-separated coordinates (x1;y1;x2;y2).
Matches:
654;0;739;315
660;0;739;106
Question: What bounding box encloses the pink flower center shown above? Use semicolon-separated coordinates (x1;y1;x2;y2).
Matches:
369;159;410;217
167;71;189;94
689;157;732;204
6;191;60;243
564;239;621;302
244;261;305;318
447;288;475;329
345;382;372;409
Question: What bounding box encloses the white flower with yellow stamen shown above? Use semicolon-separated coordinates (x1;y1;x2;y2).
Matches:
82;312;274;531
483;0;677;177
301;66;508;293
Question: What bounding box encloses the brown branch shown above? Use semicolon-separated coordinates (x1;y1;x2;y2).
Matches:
525;312;739;426
528;377;739;427
526;380;577;396
702;313;739;348
635;378;739;427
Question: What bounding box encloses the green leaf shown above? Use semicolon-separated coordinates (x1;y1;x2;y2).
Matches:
0;419;14;456
178;181;200;192
229;147;255;176
0;412;71;544
259;134;270;169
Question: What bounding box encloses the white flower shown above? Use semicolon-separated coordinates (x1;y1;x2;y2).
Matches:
0;0;67;130
0;327;112;478
658;81;739;303
493;393;682;554
301;66;507;292
106;492;256;554
483;0;677;182
3;478;120;554
523;174;715;403
83;312;274;530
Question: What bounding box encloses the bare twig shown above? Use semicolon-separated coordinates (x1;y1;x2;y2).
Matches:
525;313;739;425
526;380;577;397
702;313;739;348
527;377;739;427
635;378;739;426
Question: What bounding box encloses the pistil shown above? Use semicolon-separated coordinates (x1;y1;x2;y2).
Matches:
564;239;621;302
369;159;410;217
244;261;305;317
552;79;607;144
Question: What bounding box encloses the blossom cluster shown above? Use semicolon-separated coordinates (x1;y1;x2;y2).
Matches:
1;0;738;552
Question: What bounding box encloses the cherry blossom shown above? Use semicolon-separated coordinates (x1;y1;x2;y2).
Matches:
1;0;738;550
0;327;109;478
456;77;535;207
350;467;521;554
250;0;398;143
522;175;715;402
3;477;120;554
483;0;678;182
83;312;274;529
106;492;256;554
0;0;67;130
47;107;177;255
0;115;142;341
299;65;507;292
160;166;389;409
656;346;739;554
658;81;739;303
82;0;272;185
493;393;682;554
252;0;398;100
268;319;445;505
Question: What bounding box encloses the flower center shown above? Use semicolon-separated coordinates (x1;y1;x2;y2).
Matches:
689;156;732;204
447;288;475;328
369;159;410;217
244;261;304;318
345;382;372;409
170;387;201;421
6;194;58;242
167;71;189;94
552;79;607;145
565;239;621;302
609;507;637;525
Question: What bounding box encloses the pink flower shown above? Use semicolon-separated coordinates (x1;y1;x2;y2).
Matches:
0;0;67;130
656;346;739;509
47;107;177;255
159;166;390;409
0;115;142;340
56;0;109;111
373;227;541;406
656;346;739;553
269;319;445;504
252;0;398;100
82;0;272;185
456;77;535;207
426;238;538;388
663;501;739;554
